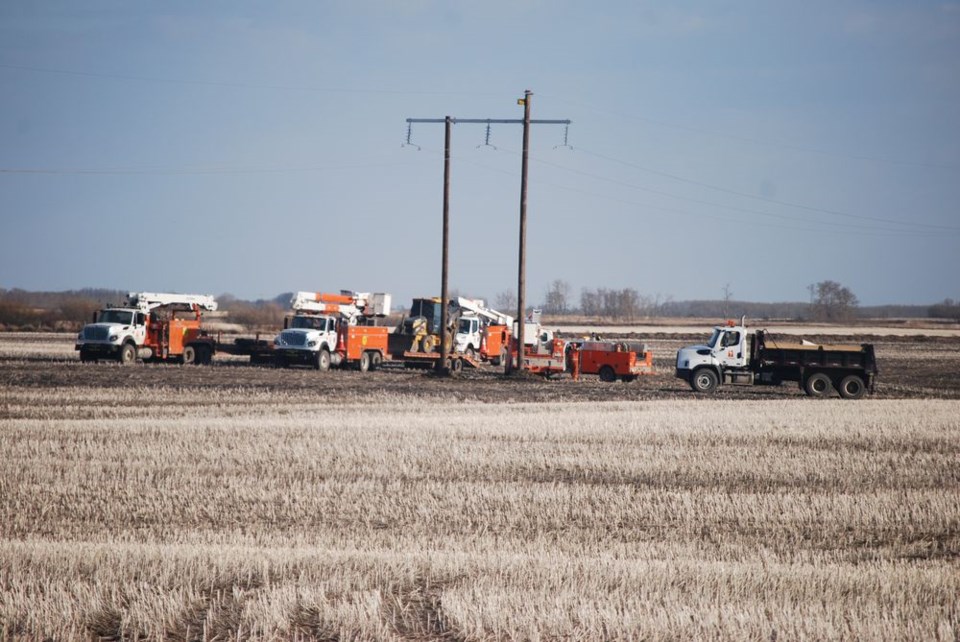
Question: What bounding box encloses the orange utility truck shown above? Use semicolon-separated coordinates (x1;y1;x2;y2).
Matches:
272;291;391;370
76;292;218;364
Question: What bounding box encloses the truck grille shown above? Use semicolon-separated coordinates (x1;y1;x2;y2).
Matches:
278;331;307;347
83;327;109;341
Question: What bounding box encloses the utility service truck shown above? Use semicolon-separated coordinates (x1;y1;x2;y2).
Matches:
453;297;514;366
273;291;391;371
675;318;877;398
76;292;218;364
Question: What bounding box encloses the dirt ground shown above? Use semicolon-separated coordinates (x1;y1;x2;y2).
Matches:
1;332;958;402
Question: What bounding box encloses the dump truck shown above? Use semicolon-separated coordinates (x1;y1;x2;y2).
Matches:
76;292;218;364
675;319;877;398
272;291;391;370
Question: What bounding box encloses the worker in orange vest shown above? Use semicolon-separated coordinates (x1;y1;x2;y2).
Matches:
570;344;581;381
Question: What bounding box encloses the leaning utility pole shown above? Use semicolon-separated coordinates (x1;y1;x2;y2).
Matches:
406;91;569;374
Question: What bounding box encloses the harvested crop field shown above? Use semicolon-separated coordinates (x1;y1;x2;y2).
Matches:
1;332;958;640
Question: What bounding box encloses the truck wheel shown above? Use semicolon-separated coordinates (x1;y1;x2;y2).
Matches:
804;372;833;397
119;343;137;365
359;351;371;373
369;352;383;371
621;375;637;383
317;349;331;371
599;365;617;382
182;345;196;365
451;357;463;374
690;368;718;393
837;375;866;400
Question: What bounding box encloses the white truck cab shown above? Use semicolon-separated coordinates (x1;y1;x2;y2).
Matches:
454;316;482;357
76;307;149;362
273;314;341;369
675;320;752;391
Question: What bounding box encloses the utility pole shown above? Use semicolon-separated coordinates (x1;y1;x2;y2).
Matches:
406;92;570;374
516;90;532;369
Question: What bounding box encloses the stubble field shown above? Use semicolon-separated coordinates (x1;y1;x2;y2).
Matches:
1;332;958;640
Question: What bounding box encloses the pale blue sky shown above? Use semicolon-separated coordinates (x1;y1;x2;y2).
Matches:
1;1;958;306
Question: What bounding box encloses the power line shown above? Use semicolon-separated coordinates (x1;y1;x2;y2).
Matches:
0;62;503;97
0;158;428;175
540;94;955;170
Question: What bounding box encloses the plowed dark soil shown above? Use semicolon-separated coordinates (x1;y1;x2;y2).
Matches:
2;333;957;402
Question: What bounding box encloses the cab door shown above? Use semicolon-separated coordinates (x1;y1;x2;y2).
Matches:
717;330;746;368
133;312;148;346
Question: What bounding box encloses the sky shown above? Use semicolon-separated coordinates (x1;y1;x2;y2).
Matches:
1;1;958;308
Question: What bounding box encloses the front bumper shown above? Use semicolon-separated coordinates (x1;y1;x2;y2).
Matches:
76;342;121;356
675;368;692;381
274;348;317;364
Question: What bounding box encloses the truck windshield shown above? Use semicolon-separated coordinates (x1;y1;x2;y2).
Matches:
291;316;326;330
98;310;134;325
706;328;722;348
457;319;473;333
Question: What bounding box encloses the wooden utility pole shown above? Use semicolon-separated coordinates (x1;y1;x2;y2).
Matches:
406;92;570;375
516;90;532;369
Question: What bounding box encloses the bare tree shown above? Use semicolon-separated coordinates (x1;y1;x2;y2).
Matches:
811;280;859;322
543;280;571;315
494;289;517;312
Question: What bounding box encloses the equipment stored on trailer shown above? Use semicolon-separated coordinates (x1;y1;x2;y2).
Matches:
675;318;877;398
273;291;391;371
76;292;218;364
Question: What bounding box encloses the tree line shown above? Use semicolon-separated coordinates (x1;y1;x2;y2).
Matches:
1;284;957;331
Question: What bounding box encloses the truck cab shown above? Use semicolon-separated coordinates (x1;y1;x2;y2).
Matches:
274;314;340;370
76;307;148;363
455;316;481;357
675;321;752;392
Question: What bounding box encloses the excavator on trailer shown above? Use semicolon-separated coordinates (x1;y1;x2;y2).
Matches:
76;292;219;364
273;291;391;371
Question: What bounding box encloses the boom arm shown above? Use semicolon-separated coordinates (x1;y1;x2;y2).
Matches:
456;297;514;327
126;292;218;312
290;291;391;322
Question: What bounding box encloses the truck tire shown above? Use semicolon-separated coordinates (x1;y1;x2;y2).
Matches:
690;368;718;393
359;351;371;373
317;348;331;371
450;356;463;376
369;351;382;371
837;374;866;400
804;372;833;397
182;345;196;365
599;365;617;382
119;342;137;365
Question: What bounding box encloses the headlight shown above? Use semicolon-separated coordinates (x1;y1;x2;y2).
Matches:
274;337;283;346
307;340;318;348
109;335;119;342
77;333;83;340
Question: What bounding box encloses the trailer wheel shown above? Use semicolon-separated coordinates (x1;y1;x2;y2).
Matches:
359;351;371;373
181;345;196;365
317;349;331;371
621;375;637;383
837;375;866;400
804;372;833;397
195;345;212;365
369;352;383;371
119;342;137;365
599;365;617;382
690;368;718;393
450;357;463;376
